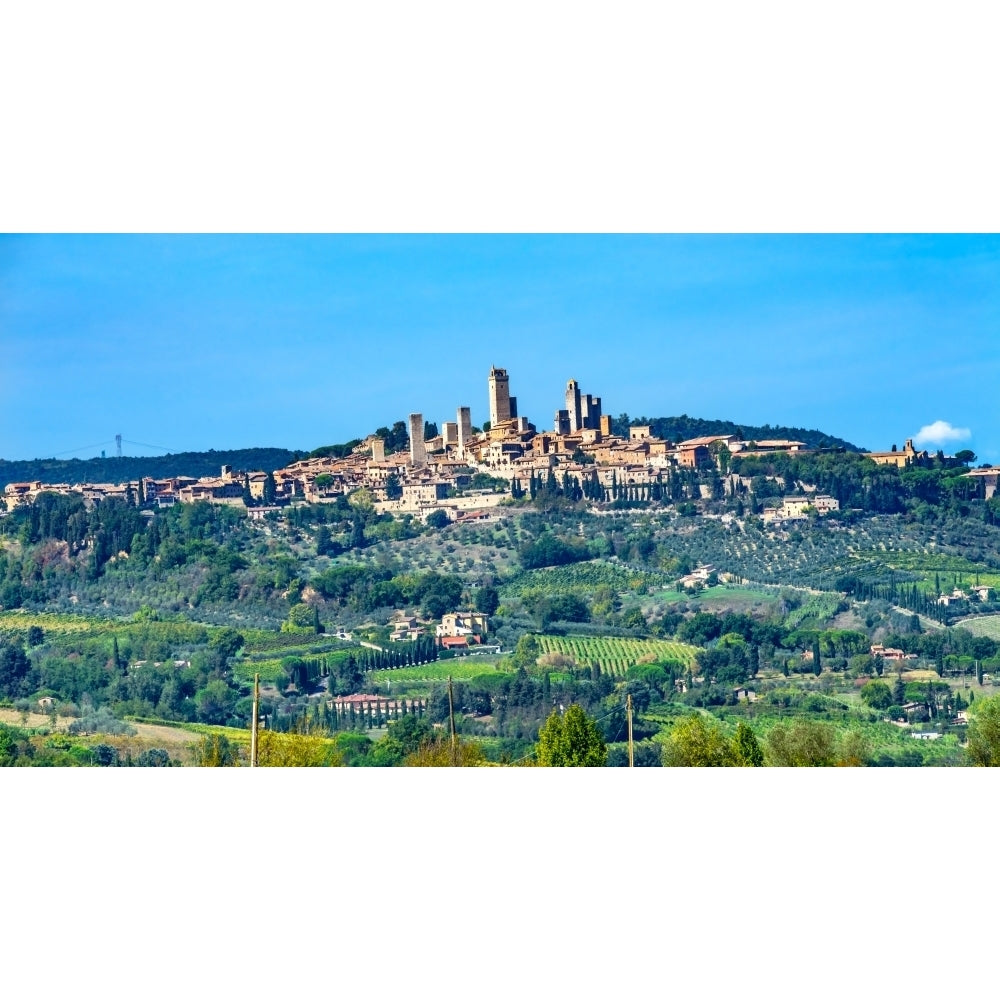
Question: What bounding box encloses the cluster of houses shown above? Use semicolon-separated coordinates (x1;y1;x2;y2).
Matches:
388;609;496;653
760;493;841;524
869;643;917;662
8;366;997;525
935;585;993;606
3;466;262;512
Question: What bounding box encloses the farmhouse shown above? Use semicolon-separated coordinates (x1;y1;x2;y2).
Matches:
437;611;489;638
870;644;916;661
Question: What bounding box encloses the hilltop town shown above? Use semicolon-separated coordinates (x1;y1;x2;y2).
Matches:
8;365;991;525
3;362;1000;770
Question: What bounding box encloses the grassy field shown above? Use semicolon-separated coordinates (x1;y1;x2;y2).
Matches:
0;610;110;635
534;635;699;676
633;585;783;614
233;658;290;682
950;614;1000;639
696;586;782;607
370;656;512;692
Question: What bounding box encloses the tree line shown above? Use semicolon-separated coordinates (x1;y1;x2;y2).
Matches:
0;448;302;492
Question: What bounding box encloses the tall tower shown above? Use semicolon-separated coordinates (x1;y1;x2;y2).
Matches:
565;379;582;432
408;413;426;467
588;395;602;430
488;367;511;426
580;394;602;430
457;406;472;456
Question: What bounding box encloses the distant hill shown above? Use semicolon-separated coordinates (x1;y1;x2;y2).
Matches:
0;448;304;490
612;415;862;452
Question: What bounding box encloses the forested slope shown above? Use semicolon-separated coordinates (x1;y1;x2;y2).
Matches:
0;448;303;488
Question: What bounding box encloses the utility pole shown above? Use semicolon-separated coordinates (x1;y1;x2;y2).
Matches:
626;692;634;768
250;672;260;768
447;674;457;766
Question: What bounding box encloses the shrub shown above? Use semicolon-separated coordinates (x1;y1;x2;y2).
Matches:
662;714;734;766
860;679;893;710
535;705;607;766
765;720;837;766
425;510;450;529
67;708;136;736
194;733;240;767
968;693;1000;766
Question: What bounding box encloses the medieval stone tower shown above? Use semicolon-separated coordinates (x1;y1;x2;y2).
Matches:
408;413;426;466
488;366;511;426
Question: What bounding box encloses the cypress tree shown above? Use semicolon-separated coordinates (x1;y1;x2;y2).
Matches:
350;515;366;550
263;471;277;504
892;673;905;705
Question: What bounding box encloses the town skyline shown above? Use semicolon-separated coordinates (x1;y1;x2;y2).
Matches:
2;235;997;464
10;360;992;523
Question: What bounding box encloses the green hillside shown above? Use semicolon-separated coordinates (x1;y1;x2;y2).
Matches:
0;447;302;489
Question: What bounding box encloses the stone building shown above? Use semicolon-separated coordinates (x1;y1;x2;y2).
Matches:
488;367;513;426
408;412;426;467
457;406;473;456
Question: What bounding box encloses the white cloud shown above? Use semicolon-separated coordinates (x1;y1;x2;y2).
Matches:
912;420;972;448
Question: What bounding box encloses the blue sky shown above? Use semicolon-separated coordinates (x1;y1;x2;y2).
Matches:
2;234;998;462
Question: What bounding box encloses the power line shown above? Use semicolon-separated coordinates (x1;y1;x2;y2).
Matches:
48;440;115;458
121;439;176;453
36;436;176;459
